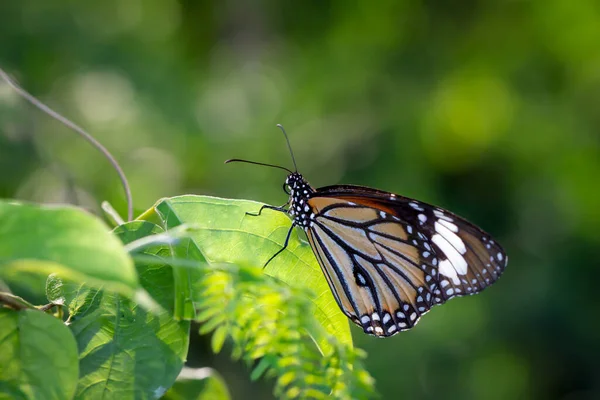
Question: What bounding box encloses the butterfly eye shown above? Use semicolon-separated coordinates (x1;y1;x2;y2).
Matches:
283;182;291;195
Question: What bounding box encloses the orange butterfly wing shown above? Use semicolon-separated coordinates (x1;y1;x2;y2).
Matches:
305;186;507;337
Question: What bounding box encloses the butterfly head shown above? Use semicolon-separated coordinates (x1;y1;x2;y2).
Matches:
285;172;315;229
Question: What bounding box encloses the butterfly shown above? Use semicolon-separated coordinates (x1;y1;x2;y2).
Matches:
227;125;507;337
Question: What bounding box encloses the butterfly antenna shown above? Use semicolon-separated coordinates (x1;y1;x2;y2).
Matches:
224;159;293;174
276;124;298;172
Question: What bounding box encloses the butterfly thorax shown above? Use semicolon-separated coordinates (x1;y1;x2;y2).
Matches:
285;172;316;230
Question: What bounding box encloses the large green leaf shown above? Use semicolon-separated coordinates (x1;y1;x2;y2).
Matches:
49;221;190;400
0;200;137;296
0;308;79;400
151;195;352;347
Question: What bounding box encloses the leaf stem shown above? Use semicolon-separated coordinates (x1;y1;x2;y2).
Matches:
0;292;37;310
0;67;134;221
38;303;59;312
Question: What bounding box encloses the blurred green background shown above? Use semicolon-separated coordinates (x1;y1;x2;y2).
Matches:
1;1;599;399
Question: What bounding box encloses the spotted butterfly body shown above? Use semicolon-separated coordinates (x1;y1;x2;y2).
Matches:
284;172;507;337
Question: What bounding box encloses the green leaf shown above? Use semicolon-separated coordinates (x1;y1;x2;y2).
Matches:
250;357;272;381
0;308;79;400
169;237;201;320
45;273;66;305
186;263;375;398
163;368;230;400
195;306;222;323
210;325;228;353
0;200;138;296
152;195;352;350
198;312;225;335
69;221;190;400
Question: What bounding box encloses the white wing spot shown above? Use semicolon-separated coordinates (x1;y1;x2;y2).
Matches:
434;209;454;222
383;313;391;324
438;259;461;285
446;288;455;296
418;214;427;224
438;218;459;232
356;272;367;285
432;232;468;275
434;222;466;254
409;202;424;211
497;252;504;261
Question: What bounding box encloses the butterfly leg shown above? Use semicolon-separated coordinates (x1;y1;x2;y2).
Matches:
246;202;288;217
263;223;295;268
